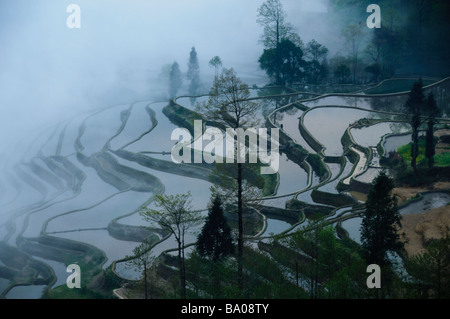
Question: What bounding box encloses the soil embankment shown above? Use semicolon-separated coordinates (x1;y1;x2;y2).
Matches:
400;205;450;256
393;182;450;205
393;182;450;256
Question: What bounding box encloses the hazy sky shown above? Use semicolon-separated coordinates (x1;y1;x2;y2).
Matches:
0;0;330;139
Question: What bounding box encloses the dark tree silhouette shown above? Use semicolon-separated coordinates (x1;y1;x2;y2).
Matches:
425;92;440;169
187;47;200;98
404;79;425;176
197;195;234;262
195;68;260;292
169;61;182;98
360;171;404;267
257;0;302;84
406;234;450;299
259;39;305;85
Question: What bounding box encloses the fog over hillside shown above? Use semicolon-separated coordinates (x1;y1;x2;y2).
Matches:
0;0;332;139
3;0;448;301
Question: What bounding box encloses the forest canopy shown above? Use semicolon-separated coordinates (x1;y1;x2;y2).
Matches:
328;0;450;77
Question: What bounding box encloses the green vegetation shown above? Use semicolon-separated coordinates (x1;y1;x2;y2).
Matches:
360;172;404;268
43;267;123;299
6;0;450;301
185;245;310;299
307;154;328;179
261;173;278;197
196;196;235;262
404;235;450;298
434;153;450;167
140;192;202;299
329;0;450;78
44;284;109;299
311;189;356;207
163;100;205;136
397;137;450;168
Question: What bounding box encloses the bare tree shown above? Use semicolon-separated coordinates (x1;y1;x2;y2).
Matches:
196;68;261;292
209;56;223;80
126;240;155;299
140;192;201;299
341;23;365;84
257;0;302;84
257;0;300;49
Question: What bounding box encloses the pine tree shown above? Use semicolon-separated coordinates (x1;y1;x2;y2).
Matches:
425;93;440;169
169;61;182;98
404;79;425;176
197;195;234;262
187;47;200;97
406;234;450;299
360;171;404;267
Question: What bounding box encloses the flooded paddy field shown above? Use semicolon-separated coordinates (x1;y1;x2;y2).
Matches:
1;77;449;298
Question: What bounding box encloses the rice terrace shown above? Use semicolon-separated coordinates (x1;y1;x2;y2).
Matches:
0;0;449;301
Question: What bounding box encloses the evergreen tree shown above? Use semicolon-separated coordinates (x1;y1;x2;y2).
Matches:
334;63;351;84
360;171;404;267
187;47;200;98
169;61;182;98
406;233;450;299
259;39;305;85
425;93;440;169
404;79;425;176
196;195;234;262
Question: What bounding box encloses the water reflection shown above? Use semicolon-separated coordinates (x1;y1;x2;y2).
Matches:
2;77;449;299
303;107;374;156
399;192;450;215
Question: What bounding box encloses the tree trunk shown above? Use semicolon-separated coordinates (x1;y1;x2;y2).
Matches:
178;241;186;299
426;120;435;169
275;20;281;85
411;127;418;176
237;161;243;293
144;260;148;299
314;232;319;299
437;259;441;299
